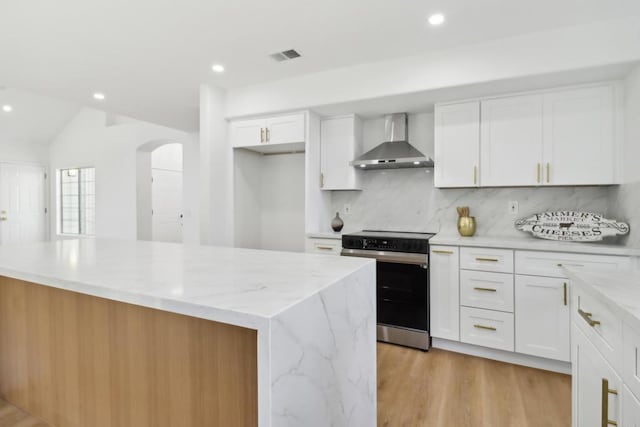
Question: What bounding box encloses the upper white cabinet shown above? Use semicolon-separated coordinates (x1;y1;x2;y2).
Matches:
543;86;615;185
434;102;480;188
435;83;619;188
231;113;305;153
320;115;363;190
480;94;543;187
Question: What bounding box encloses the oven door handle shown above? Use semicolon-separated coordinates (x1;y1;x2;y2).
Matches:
341;248;428;266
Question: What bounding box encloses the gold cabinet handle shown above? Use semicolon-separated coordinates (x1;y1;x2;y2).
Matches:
563;282;567;306
260;128;265;143
546;163;550;184
474;287;497;292
537;163;541;183
432;250;454;255
316;245;335;250
473;324;496;331
320;173;324;188
476;257;499;262
557;263;584;268
473;166;477;186
0;217;6;221
578;308;601;327
266;127;270;142
602;378;618;427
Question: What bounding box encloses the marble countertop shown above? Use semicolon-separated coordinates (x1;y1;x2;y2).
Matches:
430;234;639;256
0;239;374;329
565;268;640;331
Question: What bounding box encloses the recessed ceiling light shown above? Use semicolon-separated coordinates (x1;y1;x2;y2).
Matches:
93;92;105;100
428;13;445;26
2;105;12;112
211;64;225;73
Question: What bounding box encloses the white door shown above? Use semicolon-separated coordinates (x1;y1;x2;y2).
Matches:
480;94;543;186
429;246;460;340
543;85;615;185
0;163;46;245
151;168;182;243
623;385;640;427
515;275;570;361
230;118;266;148
265;113;305;145
434;102;480;188
573;324;621;427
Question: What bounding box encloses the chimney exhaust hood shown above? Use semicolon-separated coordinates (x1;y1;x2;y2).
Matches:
350;113;433;170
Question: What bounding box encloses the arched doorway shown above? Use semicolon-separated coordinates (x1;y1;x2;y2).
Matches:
136;141;183;243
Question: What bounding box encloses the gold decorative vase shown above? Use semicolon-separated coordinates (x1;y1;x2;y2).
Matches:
457;216;476;237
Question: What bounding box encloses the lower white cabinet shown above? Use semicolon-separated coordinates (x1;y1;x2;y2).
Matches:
624;385;640;427
305;238;341;255
460;306;514;352
515;275;570;361
430;246;460;341
573;324;621;427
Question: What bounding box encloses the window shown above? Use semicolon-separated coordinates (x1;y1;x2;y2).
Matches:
59;167;95;235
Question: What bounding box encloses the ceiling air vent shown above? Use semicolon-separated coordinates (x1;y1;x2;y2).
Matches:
270;49;301;62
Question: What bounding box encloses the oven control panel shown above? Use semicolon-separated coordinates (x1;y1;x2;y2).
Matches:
342;235;430;254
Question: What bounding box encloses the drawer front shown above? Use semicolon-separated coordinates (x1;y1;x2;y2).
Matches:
305;238;341;255
460;247;514;273
516;250;630;278
623;323;640;401
460;306;514;351
574;285;623;371
460;270;514;312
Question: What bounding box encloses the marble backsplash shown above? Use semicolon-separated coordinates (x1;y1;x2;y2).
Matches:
331;168;615;239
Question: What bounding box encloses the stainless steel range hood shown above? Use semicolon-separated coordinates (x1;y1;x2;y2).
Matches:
350;113;433;170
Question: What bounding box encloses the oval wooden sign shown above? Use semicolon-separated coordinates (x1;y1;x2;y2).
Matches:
515;211;629;242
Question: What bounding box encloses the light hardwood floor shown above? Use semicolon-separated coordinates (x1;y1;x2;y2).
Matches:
0;400;48;427
378;342;572;427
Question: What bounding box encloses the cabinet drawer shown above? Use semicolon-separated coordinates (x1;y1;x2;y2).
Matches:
516;250;630;278
460;247;514;273
623;323;640;401
574;284;623;371
460;271;514;312
305;238;341;255
460;307;514;351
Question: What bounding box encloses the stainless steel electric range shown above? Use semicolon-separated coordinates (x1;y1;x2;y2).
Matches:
341;231;435;350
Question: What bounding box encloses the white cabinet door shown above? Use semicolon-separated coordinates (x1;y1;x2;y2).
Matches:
430;246;460;341
515;275;570;361
0;163;46;245
320;115;362;190
265;113;305;145
623;385;640;427
573;324;621;427
434;102;480;188
230;118;266;148
480;94;543;186
543;85;615;185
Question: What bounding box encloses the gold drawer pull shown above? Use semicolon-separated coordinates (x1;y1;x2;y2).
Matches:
474;287;497;292
578;308;601;327
537;163;541;183
563;282;567;306
557;263;585;268
473;324;496;331
260;128;265;143
316;245;335;250
602;378;618;427
432;250;454;255
546;163;550;184
476;257;499;262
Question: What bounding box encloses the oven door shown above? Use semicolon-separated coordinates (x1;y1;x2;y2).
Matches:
341;248;429;332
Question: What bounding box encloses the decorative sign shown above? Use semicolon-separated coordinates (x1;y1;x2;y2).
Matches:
515;211;629;242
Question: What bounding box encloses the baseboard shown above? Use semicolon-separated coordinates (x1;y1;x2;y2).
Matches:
432;338;571;375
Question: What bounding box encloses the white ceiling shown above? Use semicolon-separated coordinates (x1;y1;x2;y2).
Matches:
1;0;639;130
0;88;79;147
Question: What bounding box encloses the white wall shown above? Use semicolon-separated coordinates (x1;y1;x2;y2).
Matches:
226;17;640;118
49;108;198;242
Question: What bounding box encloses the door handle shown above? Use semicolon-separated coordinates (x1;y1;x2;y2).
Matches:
578;308;600;327
602;378;618;427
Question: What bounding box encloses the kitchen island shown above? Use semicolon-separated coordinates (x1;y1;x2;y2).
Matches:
0;239;376;427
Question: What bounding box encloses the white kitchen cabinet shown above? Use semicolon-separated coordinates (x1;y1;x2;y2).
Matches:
480;94;543;186
623;385;640;427
543;85;615;186
573;324;621;427
231;113;305;152
320;115;362;190
434;102;480;188
515;275;570;361
305;237;341;255
430;246;460;341
460;306;515;352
